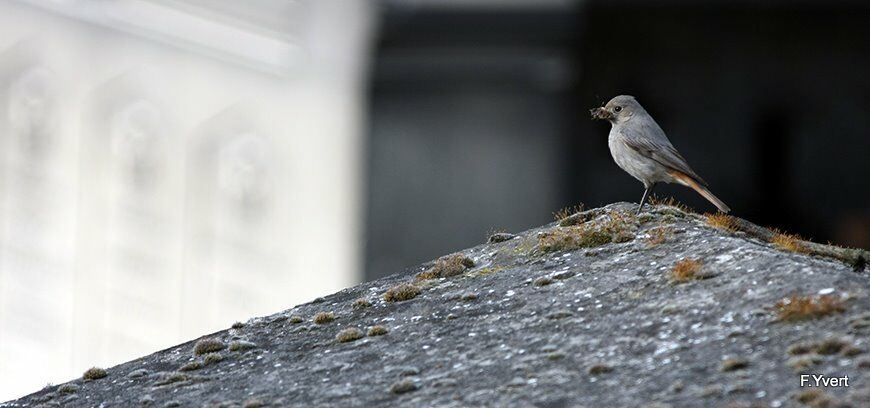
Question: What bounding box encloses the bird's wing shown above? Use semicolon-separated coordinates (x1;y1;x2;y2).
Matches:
619;121;708;186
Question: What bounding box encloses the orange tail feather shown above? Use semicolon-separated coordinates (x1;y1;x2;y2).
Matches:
668;171;731;213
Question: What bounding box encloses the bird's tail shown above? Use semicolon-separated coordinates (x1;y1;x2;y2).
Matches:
669;171;731;213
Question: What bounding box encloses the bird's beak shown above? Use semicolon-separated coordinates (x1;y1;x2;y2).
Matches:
590;107;612;120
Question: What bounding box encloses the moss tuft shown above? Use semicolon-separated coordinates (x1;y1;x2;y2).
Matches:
352;298;372;310
841;345;864;356
231;321;245;329
814;338;849;355
649;196;693;214
646;226;671;246
533;277;554;287
774;295;845;322
670;258;703;283
57;384;78;394
178;361;202;372
538;227;611;252
229;340;257;352
794;389;837;406
83;367;107;380
289;315;304;324
786;338;858;360
313;312;336;324
538;211;636;253
416;254;475;280
772;232;809;253
787;355;822;372
587;363;612;375
705;213;739;233
383;283;421;302
154;372;188;386
487;231;516;243
720;357;749;372
336;327;365;343
468;265;504;278
553;204;585;222
787;342;815;355
243;399;265;408
390;379;418;394
203;353;224;365
194;338;226;355
368;325;389;336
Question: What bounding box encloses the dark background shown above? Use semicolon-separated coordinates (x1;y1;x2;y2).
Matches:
364;0;870;280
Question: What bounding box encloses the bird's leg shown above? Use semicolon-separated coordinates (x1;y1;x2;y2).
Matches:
637;183;656;215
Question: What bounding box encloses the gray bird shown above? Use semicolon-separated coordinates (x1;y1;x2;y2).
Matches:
591;95;730;214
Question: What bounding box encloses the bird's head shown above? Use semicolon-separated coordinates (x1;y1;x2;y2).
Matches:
590;95;641;124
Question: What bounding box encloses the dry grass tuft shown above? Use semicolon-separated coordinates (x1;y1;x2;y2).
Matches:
553;204;585;222
670;258;703;283
336;328;364;343
705;213;739;233
383;283;421;302
193;338;226;355
774;295;845;322
416;254;475;280
772;232;809;253
82;367;107;380
313;312;336;324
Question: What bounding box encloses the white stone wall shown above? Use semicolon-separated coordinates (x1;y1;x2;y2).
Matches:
0;0;373;400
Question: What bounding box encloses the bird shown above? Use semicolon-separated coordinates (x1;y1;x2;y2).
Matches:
591;95;730;215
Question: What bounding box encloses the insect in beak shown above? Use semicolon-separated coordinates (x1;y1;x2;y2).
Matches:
590;107;612;120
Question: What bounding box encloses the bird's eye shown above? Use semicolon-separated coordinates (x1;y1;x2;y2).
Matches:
614;106;622;113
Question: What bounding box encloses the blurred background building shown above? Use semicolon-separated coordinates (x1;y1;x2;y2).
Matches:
2;0;869;401
0;0;373;399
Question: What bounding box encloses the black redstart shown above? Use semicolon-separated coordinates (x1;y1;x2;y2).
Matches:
591;95;730;214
